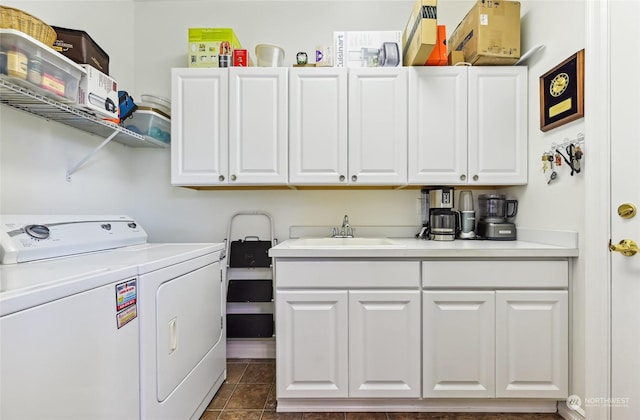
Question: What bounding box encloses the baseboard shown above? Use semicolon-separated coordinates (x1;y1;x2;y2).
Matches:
558;401;586;420
277;399;559;413
227;338;275;359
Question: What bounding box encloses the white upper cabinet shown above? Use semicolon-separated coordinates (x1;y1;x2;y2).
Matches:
408;66;527;185
408;67;468;185
468;67;528;185
173;66;526;187
348;68;408;185
171;67;288;186
288;67;407;186
171;68;228;186
229;67;288;185
289;68;348;184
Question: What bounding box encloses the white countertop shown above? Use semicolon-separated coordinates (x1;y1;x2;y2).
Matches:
269;228;578;259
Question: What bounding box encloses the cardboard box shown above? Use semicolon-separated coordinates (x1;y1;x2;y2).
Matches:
334;31;402;68
52;26;110;75
188;28;242;68
402;0;438;66
448;50;465;66
448;0;521;66
426;25;447;66
77;64;118;119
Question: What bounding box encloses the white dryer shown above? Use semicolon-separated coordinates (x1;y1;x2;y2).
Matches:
84;242;228;420
0;215;227;420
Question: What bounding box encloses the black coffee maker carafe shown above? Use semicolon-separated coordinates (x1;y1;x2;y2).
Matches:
429;187;457;241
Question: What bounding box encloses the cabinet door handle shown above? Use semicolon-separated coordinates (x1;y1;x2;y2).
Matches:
351;175;358;182
339;175;345;182
460;174;467;181
230;174;237;181
218;175;225;182
473;174;479;181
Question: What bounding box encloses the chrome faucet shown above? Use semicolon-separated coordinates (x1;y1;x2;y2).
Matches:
332;214;354;238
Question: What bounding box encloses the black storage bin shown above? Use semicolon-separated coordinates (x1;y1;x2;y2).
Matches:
227;280;273;302
227;314;274;338
229;236;271;267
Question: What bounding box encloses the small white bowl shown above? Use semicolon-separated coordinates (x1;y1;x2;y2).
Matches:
255;44;284;67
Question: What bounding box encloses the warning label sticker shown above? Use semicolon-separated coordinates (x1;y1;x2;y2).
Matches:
117;305;137;329
115;279;137;311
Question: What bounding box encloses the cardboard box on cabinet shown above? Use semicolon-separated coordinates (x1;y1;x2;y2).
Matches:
334;31;403;68
448;50;465;66
188;28;243;68
448;0;521;66
425;25;447;66
402;0;438;66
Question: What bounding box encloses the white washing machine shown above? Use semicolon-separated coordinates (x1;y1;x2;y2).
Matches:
0;215;227;420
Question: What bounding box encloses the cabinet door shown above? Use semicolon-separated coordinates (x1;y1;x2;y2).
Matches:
229;68;288;184
495;290;568;398
289;68;348;185
408;67;468;185
468;67;528;185
276;290;348;398
349;68;407;185
423;291;495;398
171;68;228;186
349;290;421;398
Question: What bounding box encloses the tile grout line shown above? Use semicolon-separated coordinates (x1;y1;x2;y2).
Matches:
216;362;250;420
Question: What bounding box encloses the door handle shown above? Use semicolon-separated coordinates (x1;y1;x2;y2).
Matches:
169;318;178;354
609;239;638;257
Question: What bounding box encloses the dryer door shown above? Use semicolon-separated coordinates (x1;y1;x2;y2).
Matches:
156;260;223;401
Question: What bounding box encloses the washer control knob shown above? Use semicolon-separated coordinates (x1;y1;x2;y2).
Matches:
101;224;112;231
128;222;137;229
24;224;50;240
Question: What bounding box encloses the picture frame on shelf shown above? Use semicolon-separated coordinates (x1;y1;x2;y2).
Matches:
539;49;585;132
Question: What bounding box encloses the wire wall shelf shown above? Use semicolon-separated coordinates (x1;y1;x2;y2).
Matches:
0;78;168;149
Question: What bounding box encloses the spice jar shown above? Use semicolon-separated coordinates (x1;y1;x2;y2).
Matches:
7;49;27;80
27;58;43;86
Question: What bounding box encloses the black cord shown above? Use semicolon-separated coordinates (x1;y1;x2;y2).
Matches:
555;145;581;176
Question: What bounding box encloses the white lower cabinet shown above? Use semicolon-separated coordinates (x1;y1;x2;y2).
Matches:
423;289;568;399
275;260;421;399
495;290;569;398
423;291;496;398
276;290;349;398
349;290;421;398
275;258;569;404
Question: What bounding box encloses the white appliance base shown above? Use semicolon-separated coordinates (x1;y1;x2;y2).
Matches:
276;399;559;413
191;364;227;420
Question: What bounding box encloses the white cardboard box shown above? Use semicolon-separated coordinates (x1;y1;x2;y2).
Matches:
77;64;118;118
333;31;403;68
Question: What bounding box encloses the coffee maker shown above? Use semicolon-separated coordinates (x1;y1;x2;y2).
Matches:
428;187;457;241
476;194;518;240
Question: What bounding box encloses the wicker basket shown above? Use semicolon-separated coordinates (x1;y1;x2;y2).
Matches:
0;6;57;47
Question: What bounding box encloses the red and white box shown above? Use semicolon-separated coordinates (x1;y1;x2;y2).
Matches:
233;49;248;66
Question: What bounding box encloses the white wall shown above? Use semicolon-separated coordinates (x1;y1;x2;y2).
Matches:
502;1;586;403
0;0;586;406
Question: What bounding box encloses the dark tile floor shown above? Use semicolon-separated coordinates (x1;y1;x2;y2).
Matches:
200;359;565;420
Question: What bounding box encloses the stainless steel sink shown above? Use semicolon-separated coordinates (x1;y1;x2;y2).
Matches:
287;237;405;248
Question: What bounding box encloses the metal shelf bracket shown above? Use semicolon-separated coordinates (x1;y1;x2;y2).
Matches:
66;130;119;181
